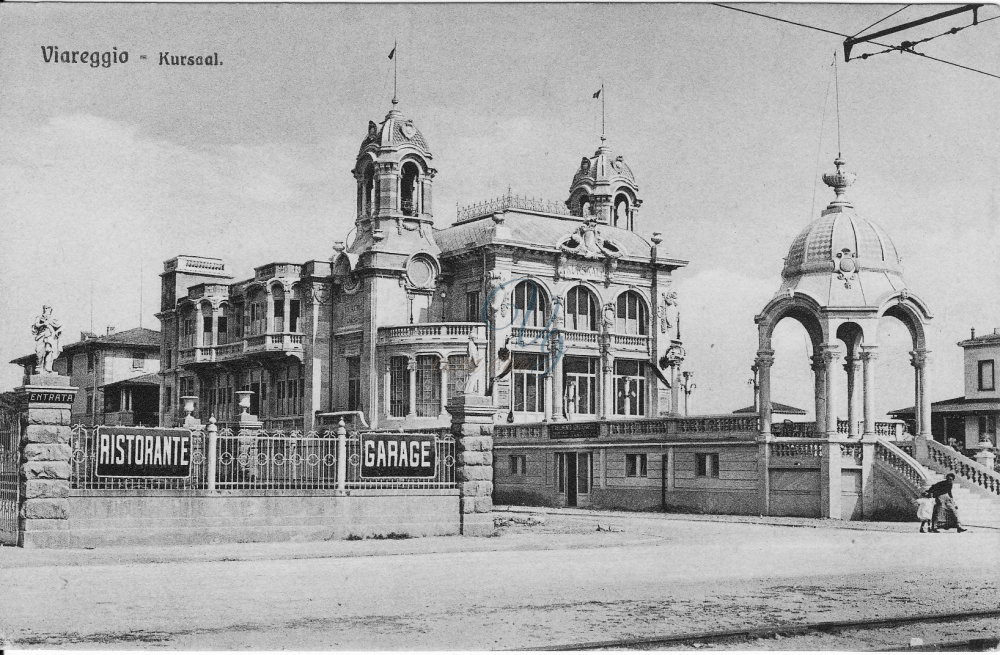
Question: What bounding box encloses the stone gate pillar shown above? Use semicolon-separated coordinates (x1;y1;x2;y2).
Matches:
446;394;494;536
16;375;77;548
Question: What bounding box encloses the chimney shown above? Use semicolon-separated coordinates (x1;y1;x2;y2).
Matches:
971;327;976;339
80;331;96;341
106;325;116;336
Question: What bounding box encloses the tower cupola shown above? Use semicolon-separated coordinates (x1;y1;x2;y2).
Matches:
566;140;641;231
351;105;436;238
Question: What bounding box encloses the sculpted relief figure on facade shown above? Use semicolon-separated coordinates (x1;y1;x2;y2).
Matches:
558;219;622;260
660;290;679;336
32;305;63;375
463;333;482;395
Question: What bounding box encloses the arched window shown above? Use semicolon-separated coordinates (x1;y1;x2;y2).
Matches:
512;280;548;328
400;161;420;217
566;286;598;331
616;291;648;335
362;162;376;216
216;304;229;345
579;193;591;217
614;193;630;229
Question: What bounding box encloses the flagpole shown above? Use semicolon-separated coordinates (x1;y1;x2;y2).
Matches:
392;39;398;105
601;81;606;142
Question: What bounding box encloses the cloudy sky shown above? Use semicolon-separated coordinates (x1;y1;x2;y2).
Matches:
1;3;998;419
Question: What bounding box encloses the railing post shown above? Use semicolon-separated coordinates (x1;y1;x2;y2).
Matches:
336;418;347;492
206;416;218;491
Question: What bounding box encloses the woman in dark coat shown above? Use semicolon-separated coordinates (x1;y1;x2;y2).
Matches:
927;473;968;533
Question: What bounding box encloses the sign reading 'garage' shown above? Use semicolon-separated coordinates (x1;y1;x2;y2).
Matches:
361;433;437;479
95;427;193;478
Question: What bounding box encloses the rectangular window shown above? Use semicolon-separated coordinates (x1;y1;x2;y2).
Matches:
87;352;95;372
696;453;721;478
164;349;172;369
979;415;997;440
509;454;527;476
625;453;647;478
86;392;94;416
563;356;598;416
389;356;410;417
415;355;442;418
289;299;300;332
217;316;228;343
132;351;145;369
614;359;646;416
466;291;481;323
347;357;361;411
447;354;469;403
164;385;172;410
66;355;73;376
978;360;995;391
513;353;546;413
577;453;591;494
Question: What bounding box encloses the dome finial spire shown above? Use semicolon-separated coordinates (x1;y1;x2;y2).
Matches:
822;156;856;208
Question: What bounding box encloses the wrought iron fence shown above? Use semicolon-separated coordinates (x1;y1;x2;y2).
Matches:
0;446;18;541
69;425;456;492
214;429;339;490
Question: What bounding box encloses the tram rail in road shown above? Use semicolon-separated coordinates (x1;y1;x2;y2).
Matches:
537;608;1000;651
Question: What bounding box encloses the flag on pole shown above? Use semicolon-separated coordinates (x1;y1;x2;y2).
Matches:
592;88;601;99
388;46;396;60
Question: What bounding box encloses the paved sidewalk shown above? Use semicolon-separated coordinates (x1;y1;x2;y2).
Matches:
496;505;1000;531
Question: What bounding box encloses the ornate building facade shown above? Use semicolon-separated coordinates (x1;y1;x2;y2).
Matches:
157;103;687;430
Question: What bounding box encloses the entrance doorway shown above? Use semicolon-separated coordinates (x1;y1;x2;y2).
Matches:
556;452;591;507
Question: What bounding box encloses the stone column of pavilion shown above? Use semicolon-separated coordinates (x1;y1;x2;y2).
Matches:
16;373;78;548
755;157;934;519
445;393;495;536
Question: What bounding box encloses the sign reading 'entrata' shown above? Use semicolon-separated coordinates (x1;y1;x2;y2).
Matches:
28;391;76;404
361;433;437;479
96;427;193;478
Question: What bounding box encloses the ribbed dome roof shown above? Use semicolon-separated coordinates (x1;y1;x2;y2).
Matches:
358;106;431;156
782;158;902;279
571;142;636;190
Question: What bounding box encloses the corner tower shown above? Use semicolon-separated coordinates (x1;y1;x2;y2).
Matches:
350;102;437;252
566;139;642;230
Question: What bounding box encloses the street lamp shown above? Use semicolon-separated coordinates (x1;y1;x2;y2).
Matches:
680;371;697;416
748;363;760;411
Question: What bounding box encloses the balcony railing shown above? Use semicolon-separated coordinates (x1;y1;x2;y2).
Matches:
456;192;571;222
178;333;305;367
494;414;760;443
377;323;487;345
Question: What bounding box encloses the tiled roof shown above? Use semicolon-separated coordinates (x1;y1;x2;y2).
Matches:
99;372;161;389
889;395;1000;416
435;211;654;259
64;327;161;351
733;402;807;415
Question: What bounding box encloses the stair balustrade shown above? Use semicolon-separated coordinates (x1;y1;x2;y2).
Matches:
926;440;1000;496
874;438;930;491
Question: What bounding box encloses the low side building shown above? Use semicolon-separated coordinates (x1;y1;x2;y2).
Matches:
890;328;1000;450
11;327;161;426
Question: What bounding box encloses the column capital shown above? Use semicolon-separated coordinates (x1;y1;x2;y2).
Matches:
859;345;879;362
909;349;930;368
755;349;775;368
819;344;840;363
810;353;826;372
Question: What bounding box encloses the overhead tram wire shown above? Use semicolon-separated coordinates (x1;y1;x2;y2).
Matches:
850;5;912;38
711;3;1000;81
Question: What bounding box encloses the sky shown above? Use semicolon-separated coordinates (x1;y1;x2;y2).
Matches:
1;3;998;420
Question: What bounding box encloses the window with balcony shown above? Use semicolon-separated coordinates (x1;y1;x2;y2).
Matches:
248;291;266;335
389;356;410;417
217;306;229;345
289;299;300;332
512;280;548;329
347;357;361;412
513;353;546;413
466;291;482;323
563;356;598;416
614;359;646;416
273;288;285;333
978;360;995;391
616;291;648;335
415;355;442;417
201;314;212;345
566;286;598;331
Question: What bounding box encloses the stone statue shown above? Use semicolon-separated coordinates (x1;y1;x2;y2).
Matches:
660;290;679;336
32;305;63;375
463;333;481;395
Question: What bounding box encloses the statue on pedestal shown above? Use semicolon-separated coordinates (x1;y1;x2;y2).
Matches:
32;305;63;375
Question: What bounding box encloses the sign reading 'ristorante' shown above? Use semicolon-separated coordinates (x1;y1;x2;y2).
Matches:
95;427;193;478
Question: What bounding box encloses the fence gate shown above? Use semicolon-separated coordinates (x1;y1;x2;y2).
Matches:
0;407;20;544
